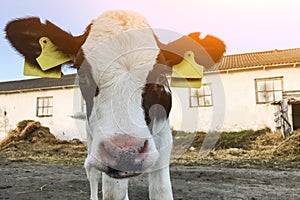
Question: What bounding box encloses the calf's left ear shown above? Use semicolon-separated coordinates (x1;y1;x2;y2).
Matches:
158;32;226;69
156;32;226;88
5;17;88;77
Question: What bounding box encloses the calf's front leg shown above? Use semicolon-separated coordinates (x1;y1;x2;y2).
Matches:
102;173;129;200
149;166;173;200
85;160;101;200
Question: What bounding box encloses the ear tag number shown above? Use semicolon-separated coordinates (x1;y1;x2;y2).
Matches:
36;37;72;71
171;51;203;88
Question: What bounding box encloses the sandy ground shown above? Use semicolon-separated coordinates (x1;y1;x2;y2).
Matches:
0;121;299;199
0;157;299;200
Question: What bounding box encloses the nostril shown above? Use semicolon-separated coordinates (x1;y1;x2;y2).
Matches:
133;140;148;154
99;142;117;166
135;140;149;162
140;140;149;154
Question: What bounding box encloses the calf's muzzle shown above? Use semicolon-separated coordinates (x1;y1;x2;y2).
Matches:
99;134;156;178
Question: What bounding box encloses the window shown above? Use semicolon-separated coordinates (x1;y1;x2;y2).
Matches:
255;77;283;104
190;84;213;107
36;97;53;117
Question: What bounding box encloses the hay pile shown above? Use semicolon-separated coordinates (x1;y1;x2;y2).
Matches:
273;131;300;161
0;120;56;148
171;129;300;169
0;120;87;164
1;120;299;168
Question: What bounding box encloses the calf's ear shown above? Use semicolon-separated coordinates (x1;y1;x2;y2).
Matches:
5;17;87;68
158;32;226;69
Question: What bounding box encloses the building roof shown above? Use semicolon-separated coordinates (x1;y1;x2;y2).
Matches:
1;48;300;92
0;74;77;94
209;48;300;73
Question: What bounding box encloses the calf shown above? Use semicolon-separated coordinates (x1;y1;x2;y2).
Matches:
5;10;225;200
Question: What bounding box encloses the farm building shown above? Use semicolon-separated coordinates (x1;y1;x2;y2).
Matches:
0;75;86;141
171;48;300;136
0;48;300;140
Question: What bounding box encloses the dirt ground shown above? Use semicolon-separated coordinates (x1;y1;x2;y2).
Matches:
0;157;299;200
0;120;299;200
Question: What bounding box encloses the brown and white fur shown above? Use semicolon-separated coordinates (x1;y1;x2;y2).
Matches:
5;10;226;200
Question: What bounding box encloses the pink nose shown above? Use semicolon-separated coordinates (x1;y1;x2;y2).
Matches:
99;134;149;177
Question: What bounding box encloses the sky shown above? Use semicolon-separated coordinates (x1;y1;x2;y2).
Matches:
0;0;300;81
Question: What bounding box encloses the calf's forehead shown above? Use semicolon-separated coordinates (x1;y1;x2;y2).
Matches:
84;10;151;48
81;11;159;86
82;10;155;61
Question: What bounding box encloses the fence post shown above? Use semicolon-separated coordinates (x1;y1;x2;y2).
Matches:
281;98;291;138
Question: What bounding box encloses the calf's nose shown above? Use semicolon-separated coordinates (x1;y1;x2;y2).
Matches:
99;134;149;173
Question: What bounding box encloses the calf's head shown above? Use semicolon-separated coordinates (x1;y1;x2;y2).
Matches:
5;10;226;178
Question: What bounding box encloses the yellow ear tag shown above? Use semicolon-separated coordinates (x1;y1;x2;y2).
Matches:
171;51;203;88
36;37;72;71
24;60;62;78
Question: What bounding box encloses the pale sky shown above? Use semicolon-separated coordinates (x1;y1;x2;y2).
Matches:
1;0;300;81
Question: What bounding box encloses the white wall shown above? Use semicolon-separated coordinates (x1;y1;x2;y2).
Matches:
169;66;300;132
1;66;299;141
0;87;87;141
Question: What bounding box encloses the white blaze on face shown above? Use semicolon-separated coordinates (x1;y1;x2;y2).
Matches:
82;10;160;141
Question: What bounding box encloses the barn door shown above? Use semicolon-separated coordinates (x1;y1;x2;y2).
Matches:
292;104;300;130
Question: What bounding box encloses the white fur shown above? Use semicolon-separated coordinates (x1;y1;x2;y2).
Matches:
82;10;173;200
149;118;173;200
83;10;151;56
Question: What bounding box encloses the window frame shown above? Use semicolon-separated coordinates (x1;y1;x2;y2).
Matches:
189;83;213;107
255;76;283;104
36;96;53;117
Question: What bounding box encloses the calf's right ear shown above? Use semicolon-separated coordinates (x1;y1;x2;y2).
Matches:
5;17;88;77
